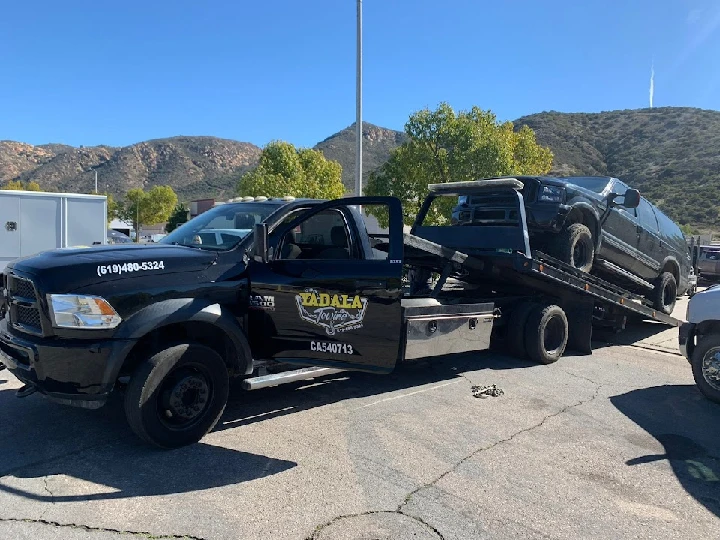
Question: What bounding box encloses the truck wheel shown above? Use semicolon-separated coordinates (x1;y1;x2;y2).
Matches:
550;223;594;273
691;335;720;404
506;302;536;359
524;304;568;364
649;272;677;315
124;343;230;449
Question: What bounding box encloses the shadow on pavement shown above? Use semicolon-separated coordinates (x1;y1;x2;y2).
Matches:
0;386;295;503
0;350;530;502
592;319;678;350
218;350;535;431
611;384;720;517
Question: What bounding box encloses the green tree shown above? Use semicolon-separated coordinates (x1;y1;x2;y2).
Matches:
105;193;119;225
366;102;554;226
118;186;178;242
165;203;189;233
238;141;345;199
1;180;41;191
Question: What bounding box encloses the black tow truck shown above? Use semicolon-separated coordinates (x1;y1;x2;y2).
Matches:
0;180;680;448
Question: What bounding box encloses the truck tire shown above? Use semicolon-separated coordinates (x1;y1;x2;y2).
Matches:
506;302;536;359
691;335;720;404
550;223;594;273
523;304;568;365
124;343;230;449
649;272;677;315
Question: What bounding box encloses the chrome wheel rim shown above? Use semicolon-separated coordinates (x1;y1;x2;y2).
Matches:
702;348;720;392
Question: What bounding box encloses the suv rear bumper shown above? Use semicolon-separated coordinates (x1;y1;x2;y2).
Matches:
0;319;132;408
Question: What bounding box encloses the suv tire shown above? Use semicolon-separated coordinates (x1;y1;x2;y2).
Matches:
550;223;594;273
124;343;229;449
649;272;677;315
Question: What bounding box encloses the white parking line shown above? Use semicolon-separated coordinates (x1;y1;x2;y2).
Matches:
353;379;462;410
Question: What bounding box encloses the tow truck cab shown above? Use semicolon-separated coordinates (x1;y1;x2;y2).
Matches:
0;195;495;448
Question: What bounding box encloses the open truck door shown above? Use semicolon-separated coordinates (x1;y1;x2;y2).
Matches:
248;197;404;373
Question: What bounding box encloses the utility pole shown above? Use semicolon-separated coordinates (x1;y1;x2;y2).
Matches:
355;0;363;197
136;198;140;243
94;170;98;194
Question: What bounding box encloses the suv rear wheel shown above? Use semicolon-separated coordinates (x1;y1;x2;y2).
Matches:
649;272;677;315
550;223;595;273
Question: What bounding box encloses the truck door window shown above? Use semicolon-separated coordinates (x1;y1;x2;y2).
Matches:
278;209;355;260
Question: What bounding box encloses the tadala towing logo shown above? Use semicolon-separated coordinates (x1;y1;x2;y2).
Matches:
295;288;368;335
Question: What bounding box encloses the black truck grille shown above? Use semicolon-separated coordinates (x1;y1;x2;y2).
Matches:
10;276;37;301
7;275;43;335
15;305;42;329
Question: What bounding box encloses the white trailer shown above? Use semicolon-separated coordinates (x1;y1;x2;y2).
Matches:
0;190;107;272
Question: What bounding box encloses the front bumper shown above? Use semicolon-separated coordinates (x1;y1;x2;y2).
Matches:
0;318;131;408
679;322;695;361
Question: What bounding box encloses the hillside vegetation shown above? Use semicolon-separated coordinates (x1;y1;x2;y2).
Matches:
515;107;720;229
2;107;719;229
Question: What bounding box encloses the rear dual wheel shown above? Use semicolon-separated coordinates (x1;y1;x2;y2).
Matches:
507;302;569;364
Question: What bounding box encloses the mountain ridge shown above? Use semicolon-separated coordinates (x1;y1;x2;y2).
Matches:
2;106;719;228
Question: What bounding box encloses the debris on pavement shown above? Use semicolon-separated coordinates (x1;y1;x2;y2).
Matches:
472;384;504;398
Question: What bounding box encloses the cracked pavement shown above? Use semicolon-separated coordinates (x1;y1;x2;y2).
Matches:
1;319;719;539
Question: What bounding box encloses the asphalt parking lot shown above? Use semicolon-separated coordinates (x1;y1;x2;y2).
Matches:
1;304;718;539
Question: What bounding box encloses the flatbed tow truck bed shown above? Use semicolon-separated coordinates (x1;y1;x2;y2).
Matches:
398;179;681;360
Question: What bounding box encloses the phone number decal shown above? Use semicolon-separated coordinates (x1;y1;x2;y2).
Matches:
97;261;165;277
310;341;354;355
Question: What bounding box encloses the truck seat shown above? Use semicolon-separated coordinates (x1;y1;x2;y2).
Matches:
319;226;350;259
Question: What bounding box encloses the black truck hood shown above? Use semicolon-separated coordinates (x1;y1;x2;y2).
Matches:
7;244;218;293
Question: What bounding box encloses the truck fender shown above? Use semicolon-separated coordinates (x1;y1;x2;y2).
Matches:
103;299;253;390
563;201;602;250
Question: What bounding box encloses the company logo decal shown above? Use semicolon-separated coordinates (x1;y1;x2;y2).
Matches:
295;288;368;335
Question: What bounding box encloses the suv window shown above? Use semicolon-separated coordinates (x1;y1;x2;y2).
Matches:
636;198;659;234
278;209;354;260
655;209;685;245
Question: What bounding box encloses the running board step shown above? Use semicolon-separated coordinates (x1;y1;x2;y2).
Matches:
242;367;343;391
594;259;654;291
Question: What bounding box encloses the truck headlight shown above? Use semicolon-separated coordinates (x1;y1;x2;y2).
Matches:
47;294;122;329
538;185;564;203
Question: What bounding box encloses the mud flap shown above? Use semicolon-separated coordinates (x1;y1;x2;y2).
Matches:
564;299;594;355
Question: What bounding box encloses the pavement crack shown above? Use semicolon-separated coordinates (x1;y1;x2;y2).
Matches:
398;383;604;511
307;510;444;540
0;517;207;539
42;476;54;503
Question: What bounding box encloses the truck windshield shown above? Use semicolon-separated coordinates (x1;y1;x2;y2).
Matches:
560;177;612;193
160;203;278;251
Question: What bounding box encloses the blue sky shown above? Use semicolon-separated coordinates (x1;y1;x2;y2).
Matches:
2;0;719;148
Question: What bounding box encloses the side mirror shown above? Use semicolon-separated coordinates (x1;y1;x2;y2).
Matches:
622;188;640;209
252;223;268;263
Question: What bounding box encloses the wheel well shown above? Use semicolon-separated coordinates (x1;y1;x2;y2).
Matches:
566;207;599;247
662;260;680;283
120;321;240;378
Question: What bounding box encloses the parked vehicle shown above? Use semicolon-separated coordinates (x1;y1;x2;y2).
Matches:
0;191;107;272
697;246;720;281
107;230;133;244
0;183;680;449
452;176;691;314
679;285;720;403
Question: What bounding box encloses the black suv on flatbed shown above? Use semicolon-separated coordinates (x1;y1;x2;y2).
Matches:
452;175;691;314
